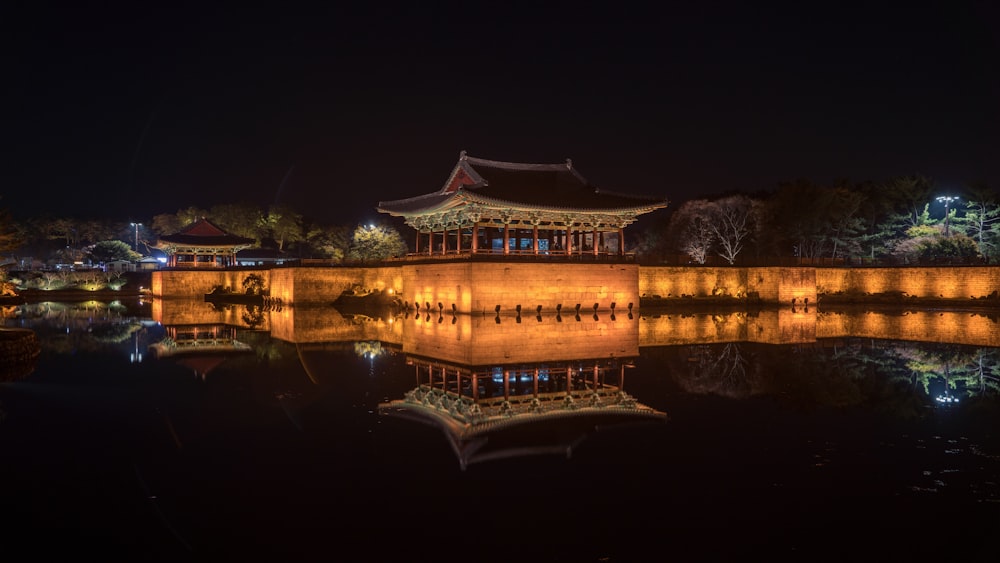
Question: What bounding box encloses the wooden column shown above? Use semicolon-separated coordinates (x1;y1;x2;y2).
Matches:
533;225;539;255
503;223;510;255
471;223;478;253
618;227;625;255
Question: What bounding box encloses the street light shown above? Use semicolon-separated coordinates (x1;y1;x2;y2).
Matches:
130;222;142;251
936;196;958;236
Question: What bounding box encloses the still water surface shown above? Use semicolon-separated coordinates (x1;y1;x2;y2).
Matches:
2;299;999;562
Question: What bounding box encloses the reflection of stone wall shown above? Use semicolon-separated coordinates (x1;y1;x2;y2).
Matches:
638;308;1000;347
150;297;1000;352
151;297;272;330
268;305;402;344
815;310;1000;347
816;267;1000;299
402;312;639;365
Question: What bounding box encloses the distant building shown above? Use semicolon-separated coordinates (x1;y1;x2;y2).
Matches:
105;260;135;273
376;151;669;258
138;256;161;271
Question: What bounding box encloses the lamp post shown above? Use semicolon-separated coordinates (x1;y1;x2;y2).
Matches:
130;222;142;251
936;196;958;236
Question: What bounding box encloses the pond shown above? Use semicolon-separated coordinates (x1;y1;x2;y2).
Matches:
2;299;999;562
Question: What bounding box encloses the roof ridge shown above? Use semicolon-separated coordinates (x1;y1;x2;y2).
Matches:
465;154;574;172
378;192;451;208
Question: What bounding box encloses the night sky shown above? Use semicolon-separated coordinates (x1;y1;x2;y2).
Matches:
3;2;997;226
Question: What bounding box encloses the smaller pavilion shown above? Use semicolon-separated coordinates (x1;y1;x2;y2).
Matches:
154;218;255;268
376;151;669;259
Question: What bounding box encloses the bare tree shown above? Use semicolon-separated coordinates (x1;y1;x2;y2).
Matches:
667;199;716;264
710;195;756;265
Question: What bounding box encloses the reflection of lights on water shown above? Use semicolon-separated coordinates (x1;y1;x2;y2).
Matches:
935;395;959;405
491;368;550;384
131;331;143;364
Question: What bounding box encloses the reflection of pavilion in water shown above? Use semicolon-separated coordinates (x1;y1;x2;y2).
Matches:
144;299;1000;453
148;324;253;378
149;298;272;378
380;354;666;470
378;311;666;469
147;298;667;467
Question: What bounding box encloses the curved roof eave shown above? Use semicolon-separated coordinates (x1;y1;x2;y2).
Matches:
376;191;463;217
377;189;667;219
462;191;668;215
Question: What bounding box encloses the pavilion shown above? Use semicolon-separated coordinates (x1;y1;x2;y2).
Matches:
376;151;669;258
154;217;255;268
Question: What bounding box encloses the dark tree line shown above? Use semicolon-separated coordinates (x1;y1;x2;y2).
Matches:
632;175;998;266
4;174;997;270
0;200;408;269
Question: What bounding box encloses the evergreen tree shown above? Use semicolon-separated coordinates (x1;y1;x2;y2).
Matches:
88;240;141;264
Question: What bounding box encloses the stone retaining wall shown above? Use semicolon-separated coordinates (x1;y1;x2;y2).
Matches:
815;267;1000;299
151;265;1000;311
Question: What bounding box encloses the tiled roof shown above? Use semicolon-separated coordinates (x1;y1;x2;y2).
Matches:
377;152;668;216
157;217;256;247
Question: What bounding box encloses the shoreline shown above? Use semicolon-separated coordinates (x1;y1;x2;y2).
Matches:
1;289;146;304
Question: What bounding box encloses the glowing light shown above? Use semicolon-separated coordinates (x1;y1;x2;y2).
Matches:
935;196;959;236
130;222;142;251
